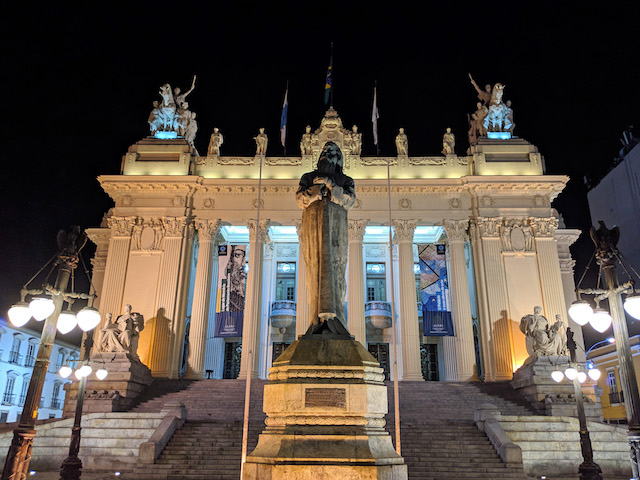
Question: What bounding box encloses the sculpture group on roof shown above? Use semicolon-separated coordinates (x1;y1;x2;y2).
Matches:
467;73;515;145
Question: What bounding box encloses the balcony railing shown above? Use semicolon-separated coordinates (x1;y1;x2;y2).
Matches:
49;399;61;410
18;395;26;406
269;300;296;330
365;301;392;329
2;394;15;405
8;351;22;365
610;390;625;404
24;355;36;367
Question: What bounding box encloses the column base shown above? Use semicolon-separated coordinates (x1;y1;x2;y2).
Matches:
237;371;260;380
184;369;205;380
401;373;424;381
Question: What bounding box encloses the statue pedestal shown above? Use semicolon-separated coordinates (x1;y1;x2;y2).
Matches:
62;353;153;417
243;337;407;480
511;356;603;422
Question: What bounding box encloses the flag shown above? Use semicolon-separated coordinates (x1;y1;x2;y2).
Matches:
324;56;332;104
280;86;288;148
372;86;380;146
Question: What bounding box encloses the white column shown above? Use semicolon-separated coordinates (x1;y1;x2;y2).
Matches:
531;217;569;325
348;220;367;345
474;217;512;381
295;221;309;339
260;241;276;378
186;219;221;379
149;216;189;377
443;219;477;381
441;337;459;381
393;219;423;381
238;219;269;379
205;241;225;378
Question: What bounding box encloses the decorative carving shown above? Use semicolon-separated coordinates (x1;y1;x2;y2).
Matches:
392;219;418;242
264;242;275;260
532;195;546;207
449;198;462;209
217;157;255;166
131;218;164;251
408;157;447;166
300;126;313;156
276;245;297;258
442;128;455;155
530;217;559;238
148;76;198;148
348;219;367;242
399;198;411;210
208;128;223;156
360;157;398;166
395;128;408;156
108;216;137;237
91;257;107;271
353;199;362;209
475;217;501;238
97;305;145;361
501;219;534;253
252;198;264;209
121;195;134;207
171;195;184;207
559;258;576;272
348;125;362;156
254;128;268;156
520;307;567;357
195;219;221;241
246;219;271;243
443;219;469;242
162;216;188;237
265;157;302;166
202;198;215;209
479;196;495;207
365;245;387;258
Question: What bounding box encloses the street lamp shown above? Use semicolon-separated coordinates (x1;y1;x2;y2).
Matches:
550;328;603;480
568;222;640;479
2;227;101;480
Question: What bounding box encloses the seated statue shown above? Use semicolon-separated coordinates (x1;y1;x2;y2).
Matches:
519;307;567;357
99;304;145;361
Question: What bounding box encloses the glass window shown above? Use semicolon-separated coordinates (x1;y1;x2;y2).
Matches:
366;263;386;302
276;262;296;301
607;370;618;392
366;263;385;275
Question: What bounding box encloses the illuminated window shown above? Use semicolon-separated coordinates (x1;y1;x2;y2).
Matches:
276;262;296;301
366;263;386;302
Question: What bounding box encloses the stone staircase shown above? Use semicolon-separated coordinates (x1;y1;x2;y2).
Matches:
126;379;534;479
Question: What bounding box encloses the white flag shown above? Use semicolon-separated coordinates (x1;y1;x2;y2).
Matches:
372;86;380;146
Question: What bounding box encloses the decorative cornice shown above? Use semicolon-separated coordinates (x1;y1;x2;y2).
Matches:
392;219;418;242
409;157;448;166
91;257;107;271
217;157;255;166
348;219;367;242
107;216;137;237
195;219;221;241
85;228;111;247
443;219;469;242
264;157;302;166
360;157;397;166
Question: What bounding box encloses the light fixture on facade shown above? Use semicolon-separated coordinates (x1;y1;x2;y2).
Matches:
58;365;73;379
624;293;640;319
588;368;602;381
28;297;55;321
57;309;77;334
590;308;612;333
8;302;32;327
77;306;101;331
567;300;593;326
96;368;108;380
564;367;578;380
551;370;564;382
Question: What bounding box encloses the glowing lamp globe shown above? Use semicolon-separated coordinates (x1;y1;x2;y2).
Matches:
551;370;564;383
564;367;578;380
57;310;77;334
77;307;101;331
588;368;602;381
96;368;108;380
577;371;587;383
59;365;72;379
624;294;640;320
8;302;32;327
568;300;593;326
29;297;55;321
590;308;612;333
79;365;92;377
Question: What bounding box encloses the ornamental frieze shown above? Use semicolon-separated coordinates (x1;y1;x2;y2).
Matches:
107;216;137;237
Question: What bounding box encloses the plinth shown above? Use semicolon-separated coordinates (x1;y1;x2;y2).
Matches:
63;352;152;416
243;337;407;480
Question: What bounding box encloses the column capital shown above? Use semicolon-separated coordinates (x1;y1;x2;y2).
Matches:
443;219;470;242
195;219;221;241
348;219;368;242
162;216;190;238
246;219;271;243
529;216;559;238
474;217;502;238
392;219;418;242
107;216;137;237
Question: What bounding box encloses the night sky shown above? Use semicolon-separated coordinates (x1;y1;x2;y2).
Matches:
1;2;638;347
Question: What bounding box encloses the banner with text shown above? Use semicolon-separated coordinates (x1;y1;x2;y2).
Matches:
214;244;247;337
419;244;454;336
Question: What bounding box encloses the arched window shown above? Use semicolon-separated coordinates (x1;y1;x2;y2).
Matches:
68;352;79;370
9;334;25;365
25;339;38;367
55;348;68;370
51;382;62;409
19;375;30;405
3;372;18;405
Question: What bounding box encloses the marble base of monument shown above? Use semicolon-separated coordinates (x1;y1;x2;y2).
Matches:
511;356;603;422
62;352;153;417
243;336;407;480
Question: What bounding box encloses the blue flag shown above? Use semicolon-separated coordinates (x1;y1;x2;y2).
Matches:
324;56;332;104
280;86;288;148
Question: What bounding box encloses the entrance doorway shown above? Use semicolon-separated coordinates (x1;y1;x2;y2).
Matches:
223;342;242;379
368;343;390;380
420;344;439;381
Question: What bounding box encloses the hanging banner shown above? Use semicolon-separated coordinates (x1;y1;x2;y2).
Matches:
419;244;454;336
214;244;247;337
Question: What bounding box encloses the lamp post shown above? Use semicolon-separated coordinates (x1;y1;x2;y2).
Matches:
568;222;640;478
2;227;101;480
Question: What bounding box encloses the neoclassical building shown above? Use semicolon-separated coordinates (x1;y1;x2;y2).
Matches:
87;107;583;383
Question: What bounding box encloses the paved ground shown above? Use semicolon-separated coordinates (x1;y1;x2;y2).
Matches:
26;471;130;480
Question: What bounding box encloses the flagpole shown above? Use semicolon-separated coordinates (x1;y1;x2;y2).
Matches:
330;42;334;107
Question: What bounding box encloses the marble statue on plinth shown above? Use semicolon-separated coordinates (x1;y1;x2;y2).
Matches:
254;128;268;156
98;304;145;361
296;141;355;337
300;125;313;155
442;127;455;155
395;128;408;155
147;76;198;145
519;306;567;357
349;125;362;155
208;127;223;156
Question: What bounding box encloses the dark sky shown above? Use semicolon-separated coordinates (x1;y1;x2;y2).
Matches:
0;2;638;347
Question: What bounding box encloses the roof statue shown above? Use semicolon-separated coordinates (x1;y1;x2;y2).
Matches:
254;128;268;156
300;126;313;156
468;73;514;144
207;127;223;156
395;128;408;156
442;127;455;155
147;76;198;149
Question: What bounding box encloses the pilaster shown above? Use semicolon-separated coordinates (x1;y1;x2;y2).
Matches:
393;219;423;381
238;219;270;379
294;221;309;339
186;219;221;379
443;219;476;380
348;219;367;345
85;227;111;310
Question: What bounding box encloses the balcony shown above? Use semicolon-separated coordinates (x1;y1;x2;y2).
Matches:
49;399;61;410
9;351;22;365
2;394;15;405
18;395;26;406
24;355;36;367
610;390;624;404
365;301;392;329
270;301;296;330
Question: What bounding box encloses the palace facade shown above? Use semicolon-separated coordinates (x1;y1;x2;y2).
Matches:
87;108;584;383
